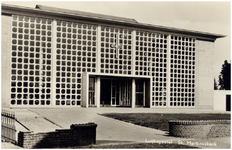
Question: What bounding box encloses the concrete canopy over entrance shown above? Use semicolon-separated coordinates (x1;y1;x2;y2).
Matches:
82;72;152;108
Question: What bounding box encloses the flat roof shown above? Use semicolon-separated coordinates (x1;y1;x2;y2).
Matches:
2;3;226;41
35;5;138;24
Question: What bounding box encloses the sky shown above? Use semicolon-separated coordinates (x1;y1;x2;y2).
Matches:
1;0;231;80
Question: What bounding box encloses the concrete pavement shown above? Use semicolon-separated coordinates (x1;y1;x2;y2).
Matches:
14;109;62;133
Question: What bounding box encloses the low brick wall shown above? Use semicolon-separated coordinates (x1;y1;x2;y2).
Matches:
18;123;97;148
169;120;230;138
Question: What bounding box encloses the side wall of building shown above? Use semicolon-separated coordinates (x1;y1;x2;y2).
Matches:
214;90;231;111
1;15;12;108
195;40;214;109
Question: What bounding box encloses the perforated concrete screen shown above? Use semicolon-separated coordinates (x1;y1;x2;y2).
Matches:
135;31;168;107
169;35;196;107
11;15;52;106
10;14;197;108
55;21;97;106
100;26;132;75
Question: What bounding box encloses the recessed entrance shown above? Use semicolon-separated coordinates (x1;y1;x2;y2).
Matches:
85;75;151;108
100;79;111;106
135;79;144;107
100;78;132;107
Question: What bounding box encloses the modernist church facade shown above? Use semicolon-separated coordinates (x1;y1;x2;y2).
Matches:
1;4;224;108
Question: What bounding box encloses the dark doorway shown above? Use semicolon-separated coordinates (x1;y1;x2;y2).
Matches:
99;78;148;107
100;79;111;105
120;79;132;106
135;79;144;106
226;95;231;111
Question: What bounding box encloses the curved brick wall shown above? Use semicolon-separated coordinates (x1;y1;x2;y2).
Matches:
169;120;230;138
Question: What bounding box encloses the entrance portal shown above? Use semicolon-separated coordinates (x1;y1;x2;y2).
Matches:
86;76;149;108
100;78;132;107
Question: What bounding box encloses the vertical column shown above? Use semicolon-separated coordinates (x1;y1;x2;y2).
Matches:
96;25;101;73
119;81;121;105
95;76;100;108
143;80;145;107
1;15;12;107
132;30;136;75
81;72;89;108
51;19;57;107
166;34;171;107
149;77;152;108
195;40;199;107
131;78;135;108
110;80;113;106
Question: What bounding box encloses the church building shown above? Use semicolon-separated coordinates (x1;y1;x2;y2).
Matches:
1;4;225;108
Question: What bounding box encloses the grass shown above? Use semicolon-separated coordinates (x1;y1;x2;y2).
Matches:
73;143;198;149
101;113;231;131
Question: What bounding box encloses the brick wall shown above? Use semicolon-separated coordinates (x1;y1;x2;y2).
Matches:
169;120;230;138
18;123;97;148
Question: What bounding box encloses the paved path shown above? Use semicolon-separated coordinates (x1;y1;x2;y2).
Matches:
1;142;22;149
1;108;230;149
28;108;170;143
14;109;62;133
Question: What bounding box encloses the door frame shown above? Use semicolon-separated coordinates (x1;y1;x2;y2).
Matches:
88;77;95;106
82;72;152;108
135;79;146;107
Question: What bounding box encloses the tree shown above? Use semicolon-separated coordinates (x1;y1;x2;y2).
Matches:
218;60;231;90
214;78;218;90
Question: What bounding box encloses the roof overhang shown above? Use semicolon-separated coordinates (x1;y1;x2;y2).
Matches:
2;3;226;42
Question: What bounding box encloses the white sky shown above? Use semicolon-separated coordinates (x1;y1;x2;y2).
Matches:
1;0;231;80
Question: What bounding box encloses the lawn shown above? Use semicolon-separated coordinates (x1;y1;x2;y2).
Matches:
101;113;231;131
74;143;198;149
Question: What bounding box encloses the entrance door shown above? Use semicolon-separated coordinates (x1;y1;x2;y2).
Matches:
100;79;111;106
111;80;120;106
135;79;144;107
88;77;95;106
100;78;132;107
226;95;231;111
120;79;132;106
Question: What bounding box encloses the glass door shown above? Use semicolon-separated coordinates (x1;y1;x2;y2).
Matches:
135;79;144;106
89;77;95;106
120;79;132;106
111;80;120;106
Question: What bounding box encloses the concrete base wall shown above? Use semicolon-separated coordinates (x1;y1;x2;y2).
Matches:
1;15;12;108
